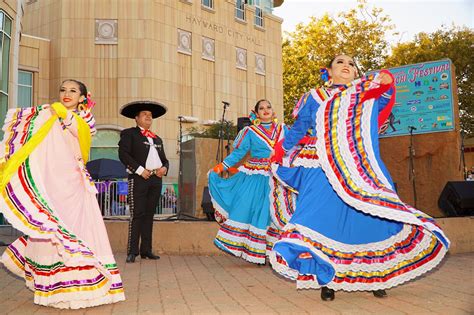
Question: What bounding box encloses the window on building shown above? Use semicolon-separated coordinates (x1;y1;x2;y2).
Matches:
0;11;12;140
247;0;272;13
262;0;272;13
18;70;33;108
255;6;264;27
201;0;213;9
0;93;7;137
90;129;122;161
235;0;246;21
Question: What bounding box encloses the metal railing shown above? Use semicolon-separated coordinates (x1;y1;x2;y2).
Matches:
0;180;177;236
0;214;22;242
94;180;178;217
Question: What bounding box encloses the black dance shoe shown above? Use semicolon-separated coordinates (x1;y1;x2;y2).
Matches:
373;290;387;298
126;254;136;263
321;287;335;301
140;252;160;260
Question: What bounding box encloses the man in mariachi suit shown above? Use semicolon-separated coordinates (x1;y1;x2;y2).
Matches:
119;101;169;263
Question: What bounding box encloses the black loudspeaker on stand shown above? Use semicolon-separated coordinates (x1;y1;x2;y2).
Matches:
438;181;474;217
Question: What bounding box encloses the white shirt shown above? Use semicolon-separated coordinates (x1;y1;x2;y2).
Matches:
135;127;163;175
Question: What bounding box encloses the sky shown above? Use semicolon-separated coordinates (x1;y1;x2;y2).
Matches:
273;0;473;44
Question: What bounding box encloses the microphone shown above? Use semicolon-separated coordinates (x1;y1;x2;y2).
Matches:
222;101;230;107
408;126;417;131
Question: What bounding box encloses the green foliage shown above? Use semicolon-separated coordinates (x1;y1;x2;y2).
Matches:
385;26;474;135
186;121;238;140
282;0;395;124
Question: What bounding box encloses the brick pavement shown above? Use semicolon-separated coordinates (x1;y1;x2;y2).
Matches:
0;250;472;314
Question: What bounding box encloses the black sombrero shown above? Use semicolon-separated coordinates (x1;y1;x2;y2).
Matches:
119;100;167;119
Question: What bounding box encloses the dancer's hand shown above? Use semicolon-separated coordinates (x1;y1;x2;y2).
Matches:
271;140;285;164
213;163;224;174
155;167;167;178
141;169;152;179
378;72;393;85
227;167;239;175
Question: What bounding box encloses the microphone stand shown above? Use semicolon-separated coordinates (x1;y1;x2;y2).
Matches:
225;119;231;157
459;131;467;180
408;126;417;208
216;101;230;164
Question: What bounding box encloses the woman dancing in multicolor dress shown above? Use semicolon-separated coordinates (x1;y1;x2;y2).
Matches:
208;99;296;264
0;80;125;308
270;55;450;301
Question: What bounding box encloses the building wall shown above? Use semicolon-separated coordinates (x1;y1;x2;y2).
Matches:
0;0;20;111
21;0;284;182
18;34;51;106
380;69;464;217
380;131;463;217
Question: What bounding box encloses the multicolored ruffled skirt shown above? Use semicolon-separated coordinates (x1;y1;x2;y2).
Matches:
0;105;125;308
208;158;295;264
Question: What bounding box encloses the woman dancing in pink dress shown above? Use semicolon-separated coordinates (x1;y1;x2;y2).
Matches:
0;80;125;308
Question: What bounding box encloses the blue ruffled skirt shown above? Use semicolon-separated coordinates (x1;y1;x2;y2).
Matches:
270;166;447;291
208;171;282;264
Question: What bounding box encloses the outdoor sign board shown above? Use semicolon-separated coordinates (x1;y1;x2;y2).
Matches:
377;59;455;138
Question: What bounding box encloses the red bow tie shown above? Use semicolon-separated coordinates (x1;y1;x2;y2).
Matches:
141;129;157;138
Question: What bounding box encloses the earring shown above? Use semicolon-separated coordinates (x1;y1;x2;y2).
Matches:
273;117;278;124
253;118;261;126
320;67;333;88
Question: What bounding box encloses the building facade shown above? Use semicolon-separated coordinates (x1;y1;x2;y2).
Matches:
1;0;285;184
0;0;22;131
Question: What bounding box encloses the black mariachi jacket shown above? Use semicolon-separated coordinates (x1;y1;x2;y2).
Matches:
118;126;169;176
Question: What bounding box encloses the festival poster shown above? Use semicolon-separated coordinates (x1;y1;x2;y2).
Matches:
377;59;455;138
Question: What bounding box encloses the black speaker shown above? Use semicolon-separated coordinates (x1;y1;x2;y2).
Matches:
438;181;474;217
201;186;215;221
237;117;251;132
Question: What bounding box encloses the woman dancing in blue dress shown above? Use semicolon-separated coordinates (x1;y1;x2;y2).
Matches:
208;100;295;264
270;54;450;301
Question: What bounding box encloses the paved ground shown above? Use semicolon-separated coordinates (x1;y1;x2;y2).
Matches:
0;246;472;315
